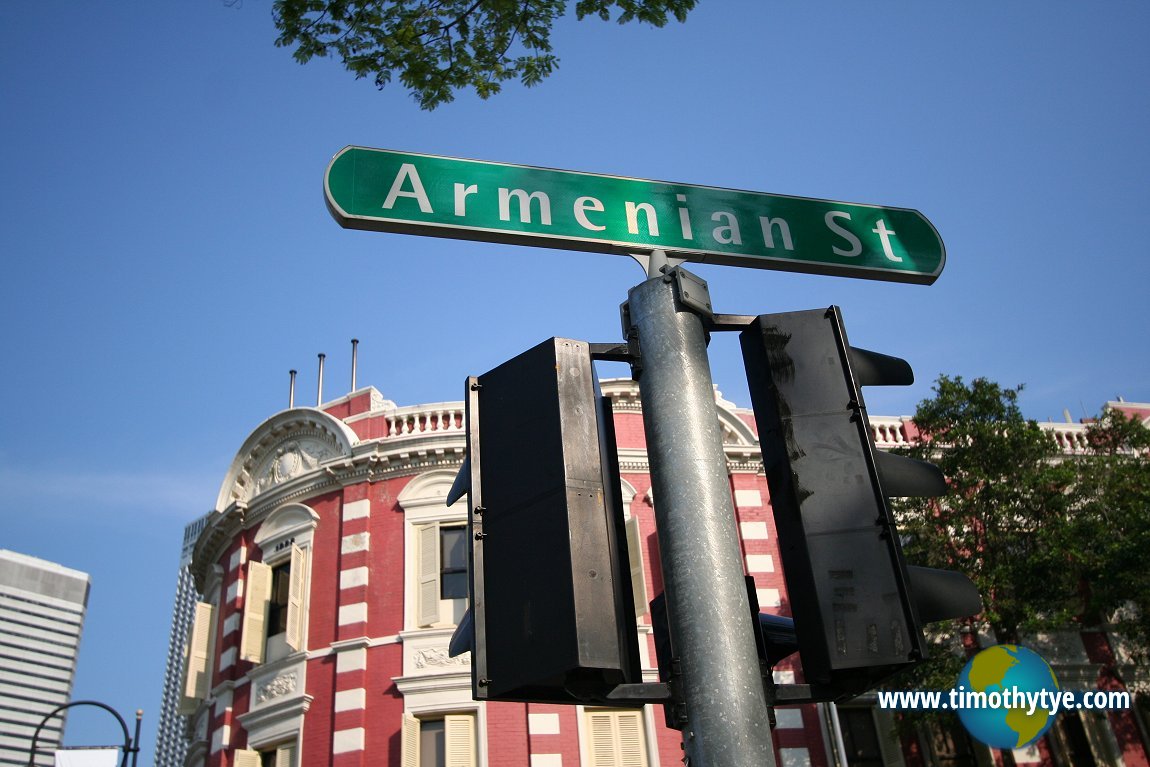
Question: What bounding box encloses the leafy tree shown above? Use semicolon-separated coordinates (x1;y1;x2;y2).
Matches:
270;0;697;109
893;375;1150;671
895;375;1079;647
1067;409;1150;663
884;376;1150;748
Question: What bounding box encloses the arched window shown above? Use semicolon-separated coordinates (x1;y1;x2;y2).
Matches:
398;471;469;630
240;504;318;664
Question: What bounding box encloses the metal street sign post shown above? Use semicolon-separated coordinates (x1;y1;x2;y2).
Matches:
326;146;945;285
625;257;778;767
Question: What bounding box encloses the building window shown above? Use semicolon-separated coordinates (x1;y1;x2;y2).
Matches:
583;708;648;767
836;706;885;767
401;713;477;767
440;526;468;600
267;562;292;637
1050;709;1121;766
416;523;468;627
233;742;296;767
398;470;472;630
179;601;216;714
240;544;308;664
923;720;977;767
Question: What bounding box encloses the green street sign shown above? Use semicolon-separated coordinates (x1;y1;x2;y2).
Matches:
325;147;945;284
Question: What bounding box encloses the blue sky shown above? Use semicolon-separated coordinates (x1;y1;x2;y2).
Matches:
2;0;1148;758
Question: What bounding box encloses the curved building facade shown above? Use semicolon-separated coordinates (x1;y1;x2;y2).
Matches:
177;380;828;767
175;378;1150;767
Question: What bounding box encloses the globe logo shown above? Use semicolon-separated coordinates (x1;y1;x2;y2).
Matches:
955;645;1059;749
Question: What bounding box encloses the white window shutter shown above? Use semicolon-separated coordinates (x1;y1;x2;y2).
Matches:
625;517;648;618
179;602;215;713
285;544;308;651
274;741;297;767
233;749;262;767
416;523;440;627
586;710;648;767
616;710;647;767
400;713;420;767
240;561;272;663
587;712;617;767
444;714;477;767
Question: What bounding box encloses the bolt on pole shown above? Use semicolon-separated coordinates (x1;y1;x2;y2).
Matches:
626;266;777;767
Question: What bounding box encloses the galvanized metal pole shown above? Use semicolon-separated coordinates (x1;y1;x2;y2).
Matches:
627;269;777;767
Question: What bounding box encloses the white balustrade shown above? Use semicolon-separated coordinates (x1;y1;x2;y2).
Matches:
383;404;465;439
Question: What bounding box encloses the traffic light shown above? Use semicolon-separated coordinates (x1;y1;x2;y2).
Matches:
650;576;800;730
740;306;980;700
447;337;641;704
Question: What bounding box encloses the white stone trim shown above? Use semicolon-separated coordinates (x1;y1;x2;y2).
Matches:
343;499;371;521
779;747;811;767
734;489;762;507
332;727;366;754
774;708;803;729
757;588;782;608
219;647;237;671
340;567;369;590
531;756;563;767
341;532;370;554
214;408;359;512
336;647;367;673
334;688;367;712
528;712;561;735
338;602;368;626
308;634;399;660
745;554;774;573
209;725;231;754
740;521;769;540
254;503;319;561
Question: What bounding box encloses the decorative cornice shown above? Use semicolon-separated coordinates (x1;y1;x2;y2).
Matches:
190;382;766;585
191;509;245;592
214;408;359;512
393;672;473;697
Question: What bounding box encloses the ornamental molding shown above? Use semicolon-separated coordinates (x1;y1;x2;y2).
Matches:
413;647;471;669
254;439;335;496
255;672;297;703
214;408;359;511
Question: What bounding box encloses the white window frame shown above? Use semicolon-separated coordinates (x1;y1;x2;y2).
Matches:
401;712;478;767
579;707;651;767
233;741;297;767
833;703;903;767
399;471;470;630
241;504;318;664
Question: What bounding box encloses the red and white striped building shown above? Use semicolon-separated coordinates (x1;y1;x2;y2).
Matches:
178;379;1150;767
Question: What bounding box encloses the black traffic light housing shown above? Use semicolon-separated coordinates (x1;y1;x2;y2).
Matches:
449;337;642;704
651;577;801;730
740;306;980;701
